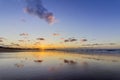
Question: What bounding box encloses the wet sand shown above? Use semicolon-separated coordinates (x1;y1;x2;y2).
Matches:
0;51;120;80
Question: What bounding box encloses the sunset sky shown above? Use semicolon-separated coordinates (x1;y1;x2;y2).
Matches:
0;0;120;49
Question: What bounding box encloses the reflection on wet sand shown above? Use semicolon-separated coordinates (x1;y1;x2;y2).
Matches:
81;54;119;62
82;61;89;69
14;63;24;68
0;51;120;80
64;59;77;64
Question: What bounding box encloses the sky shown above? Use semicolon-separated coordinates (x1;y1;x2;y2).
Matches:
0;0;120;49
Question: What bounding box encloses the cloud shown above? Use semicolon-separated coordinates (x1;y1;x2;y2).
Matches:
64;38;77;42
27;40;30;42
108;43;116;45
19;33;29;36
92;43;116;46
24;0;56;24
70;38;77;42
0;37;6;40
81;39;87;42
0;40;3;42
0;43;5;46
82;43;116;47
60;38;64;40
0;37;4;40
36;38;45;40
82;43;104;47
0;37;6;42
11;43;20;46
18;40;25;42
53;33;60;36
64;39;69;42
34;42;40;45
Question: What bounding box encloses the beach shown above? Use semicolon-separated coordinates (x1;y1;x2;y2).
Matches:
0;51;120;80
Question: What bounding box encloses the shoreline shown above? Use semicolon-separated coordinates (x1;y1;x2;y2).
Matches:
0;46;120;53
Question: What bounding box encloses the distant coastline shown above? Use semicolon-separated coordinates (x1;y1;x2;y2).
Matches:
0;46;40;52
0;46;120;54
